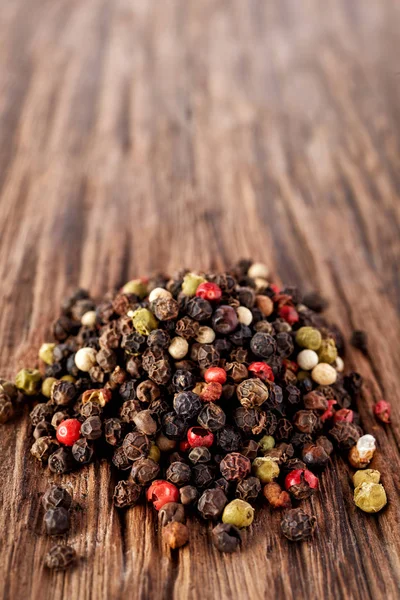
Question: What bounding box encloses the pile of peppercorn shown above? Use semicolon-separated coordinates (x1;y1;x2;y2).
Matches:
0;260;390;558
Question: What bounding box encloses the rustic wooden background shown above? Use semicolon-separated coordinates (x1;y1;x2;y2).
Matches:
0;0;400;598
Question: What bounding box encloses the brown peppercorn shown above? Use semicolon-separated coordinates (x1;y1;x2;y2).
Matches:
180;485;199;506
119;399;141;423
225;362;249;383
162;521;189;549
51;410;69;429
197;403;226;432
112;446;131;470
212;523;241;553
281;508;317;541
303;391;328;412
133;410;158;436
158;502;186;527
113;480;142;508
330;421;362;451
33;420;54;439
263;482;291;509
31;436;60;462
44;507;70;535
30;402;55;426
220;453;251;481
198;488;228;520
240;439;259;461
131;458;160;485
200;382;223;402
0;392;14;424
316;435;333;456
152;297;179;321
175;316;200;339
104;418;124;446
236;477;261;503
136;380;160;404
122;432;151;461
237;378;269;409
197;344;220;370
45;544;76;570
293;410;318;434
302;443;330;470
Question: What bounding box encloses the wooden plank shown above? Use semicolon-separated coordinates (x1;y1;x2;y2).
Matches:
0;0;400;598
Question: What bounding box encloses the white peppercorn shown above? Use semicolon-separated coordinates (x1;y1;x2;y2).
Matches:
311;363;337;385
168;337;189;360
297;349;319;371
75;347;97;372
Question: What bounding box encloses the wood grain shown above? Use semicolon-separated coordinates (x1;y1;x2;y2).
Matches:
1;0;400;598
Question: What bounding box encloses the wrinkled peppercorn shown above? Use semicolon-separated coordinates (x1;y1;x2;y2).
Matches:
48;447;74;474
236;476;261;502
114;480;141;508
212;522;241;553
198;488;227;520
44;507;70;535
198;403;226;432
159;502;186;526
81;416;102;440
180;485;199;506
72;438;94;464
220;453;251;481
45;544;76;570
131;457;160;485
166;461;191;487
281;508;317;541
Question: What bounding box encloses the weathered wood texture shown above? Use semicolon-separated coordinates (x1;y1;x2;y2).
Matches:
0;0;400;598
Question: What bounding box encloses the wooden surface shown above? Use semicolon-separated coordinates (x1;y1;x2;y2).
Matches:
0;0;400;598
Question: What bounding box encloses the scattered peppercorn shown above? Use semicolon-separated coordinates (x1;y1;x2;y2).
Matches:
212;523;241;553
281;508;317;541
44;507;70;535
45;545;76;570
162;521;189;549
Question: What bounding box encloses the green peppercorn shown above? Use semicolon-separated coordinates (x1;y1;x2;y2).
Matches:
42;377;57;398
295;327;322;351
122;279;148;298
131;308;158;336
39;343;56;365
222;499;254;528
317;338;337;364
148;442;161;463
61;375;76;383
353;469;381;488
259;435;275;453
181;273;206;297
354;482;387;513
15;368;42;396
252;457;280;484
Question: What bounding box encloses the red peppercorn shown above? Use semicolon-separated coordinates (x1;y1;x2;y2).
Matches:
56;419;82;446
320;399;337;422
285;469;319;501
374;400;391;424
278;305;299;325
248;362;275;382
269;284;280;295
282;359;299;374
146;480;179;510
187;426;214;448
179;440;190;453
333;408;354;423
204;366;227;385
196;282;222;302
200;382;223;402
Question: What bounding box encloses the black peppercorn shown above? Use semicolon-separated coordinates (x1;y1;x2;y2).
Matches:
162;412;188;440
44;507;70;535
192;464;216;489
72;438;94;464
188;446;211;464
216;426;242;453
166;461;191;486
48;447;74;474
280;508;317;541
120;399;141;423
212;523;241;553
329;421;362;451
81;415;102;440
31;437;59;462
30;402;55;426
173;391;202;421
33;420;53;440
302;443;330;470
42;486;72;511
250;332;277;359
197;344;220;369
147;329;170;349
186;297;213;321
240;439;259;461
172;370;196;393
293;411;317;434
112;446;131;470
